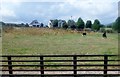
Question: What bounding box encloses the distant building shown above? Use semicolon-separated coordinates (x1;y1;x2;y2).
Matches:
58;20;66;28
29;20;41;27
48;19;66;28
48;20;54;28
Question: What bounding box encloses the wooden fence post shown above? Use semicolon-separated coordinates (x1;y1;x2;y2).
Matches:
104;55;108;77
73;55;77;77
40;56;44;77
7;56;13;77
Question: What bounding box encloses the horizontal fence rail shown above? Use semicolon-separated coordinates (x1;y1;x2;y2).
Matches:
0;55;120;77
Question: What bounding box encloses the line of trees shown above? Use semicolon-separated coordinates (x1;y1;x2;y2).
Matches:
102;17;120;33
60;17;119;33
112;17;120;33
61;17;104;32
1;17;119;33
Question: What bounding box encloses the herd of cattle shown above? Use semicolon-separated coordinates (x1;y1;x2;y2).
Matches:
82;32;107;38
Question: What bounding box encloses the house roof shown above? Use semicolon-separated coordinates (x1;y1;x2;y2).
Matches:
49;20;54;23
30;20;40;25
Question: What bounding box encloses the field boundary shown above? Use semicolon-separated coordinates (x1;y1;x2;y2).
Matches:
1;55;120;77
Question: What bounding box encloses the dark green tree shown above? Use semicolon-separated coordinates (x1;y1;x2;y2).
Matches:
112;17;120;33
53;19;58;27
70;25;76;30
62;21;68;29
76;17;85;30
86;20;92;28
67;20;76;30
92;19;101;31
40;23;44;27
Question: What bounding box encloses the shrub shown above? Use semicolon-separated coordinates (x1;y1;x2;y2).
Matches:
100;28;105;33
100;28;113;33
106;29;113;33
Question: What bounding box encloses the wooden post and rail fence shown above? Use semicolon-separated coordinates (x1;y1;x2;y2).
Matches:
0;55;120;77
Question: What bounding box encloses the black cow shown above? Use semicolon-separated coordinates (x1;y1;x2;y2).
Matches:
82;32;86;36
102;32;107;38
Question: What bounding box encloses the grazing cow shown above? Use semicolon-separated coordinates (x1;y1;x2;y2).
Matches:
82;32;87;36
102;32;107;38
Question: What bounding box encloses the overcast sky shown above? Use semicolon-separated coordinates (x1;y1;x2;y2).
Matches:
0;0;119;25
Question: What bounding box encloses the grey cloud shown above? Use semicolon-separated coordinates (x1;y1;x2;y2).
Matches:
1;1;119;25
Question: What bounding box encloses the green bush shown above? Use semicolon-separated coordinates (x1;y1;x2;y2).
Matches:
106;29;113;33
100;28;105;32
100;28;113;33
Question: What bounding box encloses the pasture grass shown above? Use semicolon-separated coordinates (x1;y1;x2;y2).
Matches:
2;27;118;55
2;27;119;70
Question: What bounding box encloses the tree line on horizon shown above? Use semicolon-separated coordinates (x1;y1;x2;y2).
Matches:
49;17;119;33
1;17;120;33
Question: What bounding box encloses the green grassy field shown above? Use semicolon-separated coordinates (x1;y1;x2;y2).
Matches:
2;27;119;70
2;27;118;55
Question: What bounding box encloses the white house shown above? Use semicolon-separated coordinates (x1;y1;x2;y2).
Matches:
29;20;41;27
48;20;66;28
58;20;66;28
48;20;54;28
